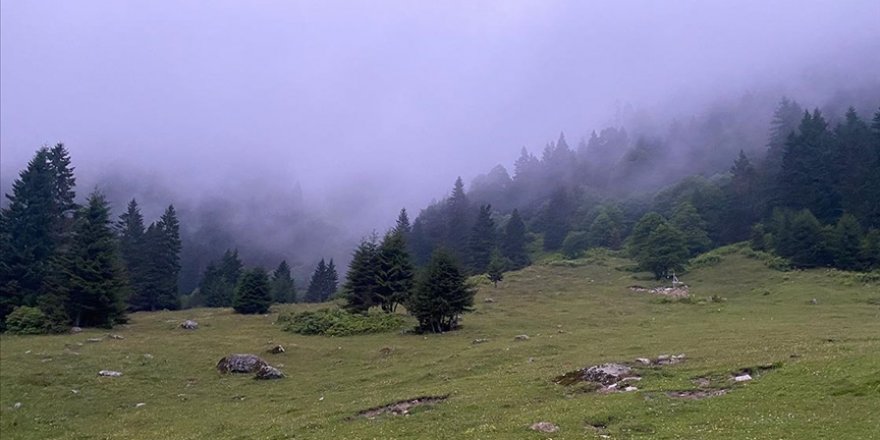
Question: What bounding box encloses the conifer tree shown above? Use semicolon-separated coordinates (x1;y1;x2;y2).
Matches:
765;97;803;175
117;199;148;308
201;249;242;307
407;250;474;333
779;110;840;223
232;267;272;314
271;260;296;303
342;239;381;312
445;177;471;260
724;150;759;242
467;204;496;273
132;206;181;311
395;208;411;236
830;213;863;270
860;229;880;270
486;251;506;287
500;209;529;269
376;230;415;312
63;192;127;327
786;210;829;268
627;212;666;261
323;259;339;301
542;188;573;251
304;259;328;303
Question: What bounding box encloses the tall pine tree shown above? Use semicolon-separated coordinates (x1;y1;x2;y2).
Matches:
271;260;296;303
467;204;496;274
375;230;415;312
501;209;529;269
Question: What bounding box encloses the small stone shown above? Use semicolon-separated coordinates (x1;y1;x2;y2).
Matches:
24;350;32;354
254;364;285;380
657;354;670;361
13;402;22;410
734;374;752;382
109;334;124;340
528;357;535;363
86;338;103;343
530;422;559;433
810;298;818;305
70;327;83;334
484;297;495;303
143;353;154;359
71;389;79;394
135;402;146;408
472;338;489;344
624;386;638;392
635;357;651;365
98;370;123;377
180;320;199;330
267;345;285;354
514;334;530;341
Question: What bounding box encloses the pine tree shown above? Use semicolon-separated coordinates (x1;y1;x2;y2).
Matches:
342;239;381;313
117;199;148;309
305;259;328;303
445;177;471;260
787;210;829;268
779;110;840;223
765;97;803;175
501;209;529;269
232;267;272;315
670;202;712;256
323;259;339;301
724;150;759;242
860;229;880;270
47;143;78;243
486;251;506;287
64;192;127;327
542;188;572;251
833;109;876;221
638;222;689;280
270;260;296;303
202;249;242;307
467;204;496;273
132;206;181;311
375;230;415;312
394;208;411;236
407;250;475;333
830;213;863;270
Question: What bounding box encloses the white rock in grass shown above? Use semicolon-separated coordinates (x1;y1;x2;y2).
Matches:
98;370;123;377
734;374;752;382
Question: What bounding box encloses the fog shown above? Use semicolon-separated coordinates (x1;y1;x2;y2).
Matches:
2;1;879;286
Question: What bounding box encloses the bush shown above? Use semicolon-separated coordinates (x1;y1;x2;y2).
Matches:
277;308;408;336
5;306;49;335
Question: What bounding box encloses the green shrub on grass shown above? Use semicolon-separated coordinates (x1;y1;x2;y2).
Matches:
5;306;49;335
277;308;408;336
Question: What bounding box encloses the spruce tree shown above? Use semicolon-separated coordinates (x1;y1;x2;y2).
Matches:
395;208;411;235
232;267;272;314
724;151;759;242
271;260;296;303
376;230;415;312
670;202;712;256
501;209;529;269
407;250;475;333
323;259;339;301
118;200;148;309
779;110;840;223
445;177;471;260
486;251;506;287
830;213;863;270
860;229;880;270
305;259;329;303
787;210;828;268
542;188;572;251
467;204;496;274
202;249;242;307
342;239;381;312
64;192;127;327
765;97;803;175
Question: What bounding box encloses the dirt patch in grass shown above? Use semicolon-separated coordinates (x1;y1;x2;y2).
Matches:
354;395;448;419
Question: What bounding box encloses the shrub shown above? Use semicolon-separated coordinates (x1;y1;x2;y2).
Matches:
277;308;408;336
5;306;49;335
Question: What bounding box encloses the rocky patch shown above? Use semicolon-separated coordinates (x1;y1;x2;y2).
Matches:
530;421;559;433
216;354;268;374
629;285;689;298
180;320;198;330
355;395;448;419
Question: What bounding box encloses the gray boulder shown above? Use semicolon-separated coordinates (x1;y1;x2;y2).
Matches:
216;354;268;374
180;320;198;330
254;364;285;380
581;363;632;386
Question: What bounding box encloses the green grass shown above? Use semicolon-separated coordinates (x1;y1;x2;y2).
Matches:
2;250;879;439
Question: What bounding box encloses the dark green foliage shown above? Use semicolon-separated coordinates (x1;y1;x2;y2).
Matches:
779;110;840;223
750;224;768;251
831;214;864;270
486;252;506;287
860;229;880;270
542;188;573;251
201;249;242;307
127;205;181;311
467;204;496;273
561;231;590;259
395;208;411;236
63;192;127;328
782;210;830;268
587;205;624;249
277;308;408;336
446;177;471;260
627;212;666;260
376;230;415;312
5;306;49;335
637;222;689;280
670;202;712;256
341;239;380;312
724;150;760;242
232;267;272;314
305;258;339;303
765;97;804;175
407;250;475;333
501;209;529;269
117;199;146;302
271;260;296;303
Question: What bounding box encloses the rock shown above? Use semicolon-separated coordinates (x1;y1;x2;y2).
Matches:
581;363;633;386
109;334;124;340
530;422;559;433
810;298;819;305
734;374;752;382
143;353;154;359
13;402;22;410
70;327;83;334
254;364;285;380
267;345;285;354
472;338;489;344
25;350;32;354
180;320;199;330
135;402;146;408
71;389;79;394
635;357;651;365
86;338;103;343
484;297;495;303
656;354;670;361
624;386;638;392
98;370;123;377
514;334;530;341
216;354;268;374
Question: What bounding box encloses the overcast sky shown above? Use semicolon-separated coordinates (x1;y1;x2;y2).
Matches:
2;0;879;230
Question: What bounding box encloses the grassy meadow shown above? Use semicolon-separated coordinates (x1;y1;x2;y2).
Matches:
1;248;878;439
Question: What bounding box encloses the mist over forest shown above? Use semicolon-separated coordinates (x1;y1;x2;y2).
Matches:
2;1;879;294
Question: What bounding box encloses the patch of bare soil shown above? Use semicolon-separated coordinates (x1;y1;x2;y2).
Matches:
666;389;728;400
355;395;448;419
